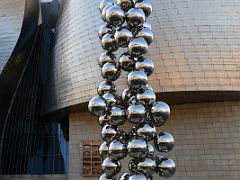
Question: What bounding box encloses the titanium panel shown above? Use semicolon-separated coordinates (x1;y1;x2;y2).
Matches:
43;0;240;114
0;0;25;73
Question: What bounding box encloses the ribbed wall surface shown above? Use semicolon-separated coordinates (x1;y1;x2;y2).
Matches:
0;0;25;73
44;0;240;114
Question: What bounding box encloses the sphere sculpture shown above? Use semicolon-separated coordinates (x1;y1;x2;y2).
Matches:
99;141;109;159
98;52;116;68
88;0;176;178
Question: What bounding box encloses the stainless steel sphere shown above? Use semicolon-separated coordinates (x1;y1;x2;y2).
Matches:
136;156;156;176
127;104;146;124
135;56;154;76
119;53;134;71
127;8;146;27
109;140;127;160
102;92;119;106
114;28;133;47
117;0;134;11
102;157;121;178
99;115;109;127
147;144;154;156
108;106;126;126
136;27;154;45
156;158;176;178
129;158;138;172
102;62;121;81
127;70;148;90
143;20;152;29
127;174;148;180
135;0;153;17
102;33;118;52
136;123;156;141
101;125;118;143
146;84;153;91
99;24;113;39
102;5;112;22
106;5;125;27
100;0;114;12
98;80;116;96
117;129;130;142
120;173;131;180
151;101;170;126
99;173;116;180
99;141;109;159
154;132;174;152
88;96;107;116
155;154;164;164
136;88;156;105
99;52;116;68
122;88;133;102
128;38;148;57
127;138;148;158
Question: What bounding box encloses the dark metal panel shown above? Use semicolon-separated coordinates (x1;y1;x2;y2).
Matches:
0;0;39;134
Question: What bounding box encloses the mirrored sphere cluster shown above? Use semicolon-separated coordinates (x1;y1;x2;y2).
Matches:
88;0;176;179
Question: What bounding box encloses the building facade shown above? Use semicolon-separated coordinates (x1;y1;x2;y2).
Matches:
1;0;240;179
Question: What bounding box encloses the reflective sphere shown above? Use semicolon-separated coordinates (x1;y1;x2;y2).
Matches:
128;38;148;57
127;104;146;124
147;144;154;156
99;173;116;180
120;173;131;180
109;140;127;160
127;138;148;158
119;53;134;71
106;5;125;27
136;156;156;176
102;62;121;81
127;8;146;27
108;106;126;126
135;0;153;17
117;0;133;11
99;24;113;39
117;129;130;142
136;28;154;45
115;28;133;47
154;132;174;152
102;157;121;178
122;88;133;102
128;174;148;180
129;159;138;172
136;123;156;141
127;70;148;90
99;141;109;159
99;52;116;68
151;101;170;126
101;125;118;143
99;115;109;127
136;88;156;105
88;96;107;116
102;5;112;22
156;158;176;178
97;80;116;96
102;33;118;52
143;20;152;29
100;0;114;12
128;126;138;139
155;154;165;165
146;84;153;91
135;56;154;76
102;92;118;106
